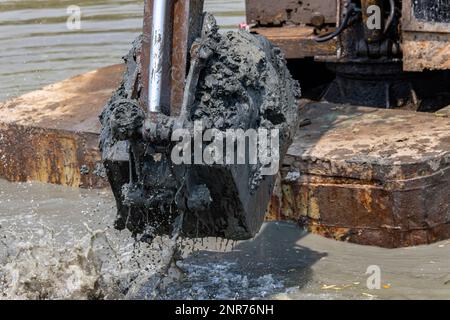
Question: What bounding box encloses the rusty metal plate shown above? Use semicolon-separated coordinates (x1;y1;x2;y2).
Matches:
413;0;450;24
0;123;105;188
246;0;337;27
402;0;450;71
0;64;124;188
267;102;450;248
251;26;337;59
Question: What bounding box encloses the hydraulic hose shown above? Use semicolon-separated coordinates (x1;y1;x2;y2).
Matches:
384;0;395;34
315;4;356;43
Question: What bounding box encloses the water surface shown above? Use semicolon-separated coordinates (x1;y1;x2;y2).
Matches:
1;179;448;300
0;0;245;102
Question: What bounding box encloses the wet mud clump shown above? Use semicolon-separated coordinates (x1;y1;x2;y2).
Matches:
100;14;300;242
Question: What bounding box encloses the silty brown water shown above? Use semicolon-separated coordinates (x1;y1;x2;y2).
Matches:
0;179;449;299
0;0;449;300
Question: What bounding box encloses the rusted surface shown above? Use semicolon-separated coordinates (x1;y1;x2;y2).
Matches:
251;26;336;59
0;64;124;188
246;0;337;27
141;0;204;116
170;0;204;112
402;32;450;72
402;0;450;71
246;0;338;59
267;102;450;248
0;124;103;188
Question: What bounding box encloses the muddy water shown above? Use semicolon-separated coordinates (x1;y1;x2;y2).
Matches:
0;179;448;300
1;0;449;301
0;0;245;102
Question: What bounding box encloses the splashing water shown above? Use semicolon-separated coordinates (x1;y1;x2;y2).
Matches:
159;261;284;300
0;180;288;300
0;224;175;300
0;219;287;300
0;180;185;300
3;180;447;300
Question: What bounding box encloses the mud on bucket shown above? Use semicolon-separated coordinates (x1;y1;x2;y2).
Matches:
100;14;301;241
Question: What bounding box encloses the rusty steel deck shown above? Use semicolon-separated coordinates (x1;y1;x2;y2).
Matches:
246;0;337;60
402;0;450;71
0;64;124;188
268;102;450;248
250;26;337;60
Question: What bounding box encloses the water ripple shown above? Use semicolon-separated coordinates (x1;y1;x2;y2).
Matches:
0;0;245;102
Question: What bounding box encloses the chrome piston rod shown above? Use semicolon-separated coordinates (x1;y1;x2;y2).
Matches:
148;0;169;113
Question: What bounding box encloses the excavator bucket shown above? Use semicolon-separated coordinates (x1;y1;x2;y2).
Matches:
100;1;300;241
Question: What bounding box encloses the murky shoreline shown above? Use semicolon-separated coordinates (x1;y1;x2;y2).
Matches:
0;179;448;300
